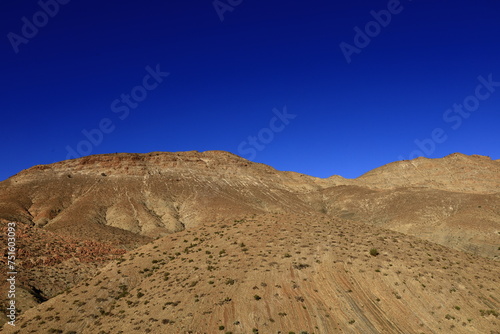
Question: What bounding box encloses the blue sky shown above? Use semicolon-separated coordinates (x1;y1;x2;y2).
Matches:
1;0;499;181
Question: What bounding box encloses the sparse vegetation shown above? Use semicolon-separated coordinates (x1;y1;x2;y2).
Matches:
479;309;499;317
115;284;129;299
293;263;310;270
3;154;500;333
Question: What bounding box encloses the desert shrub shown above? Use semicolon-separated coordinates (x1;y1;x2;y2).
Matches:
479;309;499;317
293;263;310;270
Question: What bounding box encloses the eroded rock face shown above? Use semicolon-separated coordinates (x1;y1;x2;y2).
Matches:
0;151;499;330
0;151;499;259
0;151;326;243
0;219;127;325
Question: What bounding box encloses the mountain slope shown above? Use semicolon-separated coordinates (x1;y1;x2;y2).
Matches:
5;213;499;334
0;219;126;325
0;151;325;245
1;151;499;329
0;151;498;257
358;153;500;194
321;186;500;259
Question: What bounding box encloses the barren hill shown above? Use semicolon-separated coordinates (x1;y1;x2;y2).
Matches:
357;153;500;194
0;151;499;332
0;151;323;245
0;151;498;258
321;186;500;259
5;213;499;333
0;219;127;325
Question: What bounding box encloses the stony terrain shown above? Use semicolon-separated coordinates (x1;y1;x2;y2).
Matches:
321;186;500;259
0;151;319;243
0;219;127;325
0;150;499;332
358;153;500;194
0;151;498;258
5;213;499;333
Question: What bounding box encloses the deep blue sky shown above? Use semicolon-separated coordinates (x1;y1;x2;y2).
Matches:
1;0;499;181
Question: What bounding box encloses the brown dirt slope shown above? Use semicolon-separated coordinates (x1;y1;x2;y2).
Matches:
0;219;126;325
358;153;500;194
321;186;500;259
5;213;499;334
0;151;321;245
0;151;498;258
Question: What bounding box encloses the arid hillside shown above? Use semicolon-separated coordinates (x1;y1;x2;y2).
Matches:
0;219;127;325
0;151;324;245
0;151;498;258
5;213;499;334
321;186;500;259
357;153;500;194
0;151;499;332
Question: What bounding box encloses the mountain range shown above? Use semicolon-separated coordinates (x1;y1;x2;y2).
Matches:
1;151;499;333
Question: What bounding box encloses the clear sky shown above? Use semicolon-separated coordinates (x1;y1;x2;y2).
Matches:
1;0;499;181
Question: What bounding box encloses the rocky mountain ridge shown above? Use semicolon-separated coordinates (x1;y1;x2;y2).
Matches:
0;150;499;332
1;151;498;256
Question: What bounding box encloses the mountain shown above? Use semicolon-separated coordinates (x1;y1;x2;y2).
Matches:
4;213;500;333
0;151;499;332
320;153;500;259
1;151;498;258
357;153;500;194
0;151;324;245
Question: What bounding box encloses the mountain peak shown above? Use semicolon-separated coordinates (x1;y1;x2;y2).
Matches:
357;152;500;193
1;151;499;332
